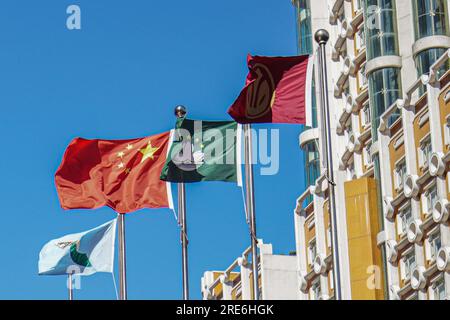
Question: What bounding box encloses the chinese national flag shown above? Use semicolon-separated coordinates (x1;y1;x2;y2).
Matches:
228;54;312;124
55;131;173;214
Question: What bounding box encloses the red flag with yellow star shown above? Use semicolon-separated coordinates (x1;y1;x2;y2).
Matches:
55;131;173;214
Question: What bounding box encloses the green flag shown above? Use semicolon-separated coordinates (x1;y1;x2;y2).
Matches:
160;118;242;184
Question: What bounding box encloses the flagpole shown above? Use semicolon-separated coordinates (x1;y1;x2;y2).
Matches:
175;105;189;300
68;273;73;300
314;29;342;300
117;213;128;300
243;123;260;300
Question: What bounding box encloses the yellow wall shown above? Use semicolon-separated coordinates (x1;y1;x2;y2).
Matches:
345;177;385;300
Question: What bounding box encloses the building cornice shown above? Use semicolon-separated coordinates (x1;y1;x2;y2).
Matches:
412;35;450;57
365;55;402;75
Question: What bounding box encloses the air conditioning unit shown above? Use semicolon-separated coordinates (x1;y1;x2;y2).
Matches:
437;247;450;272
404;174;420;198
433;199;449;224
429;152;446;177
313;254;327;275
410;266;427;291
407;219;423;244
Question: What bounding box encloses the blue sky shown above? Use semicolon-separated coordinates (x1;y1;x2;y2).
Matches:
0;0;305;299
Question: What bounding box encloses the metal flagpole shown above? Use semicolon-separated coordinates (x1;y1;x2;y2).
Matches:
243;123;260;300
117;213;128;300
68;273;73;300
175;105;189;300
314;29;342;300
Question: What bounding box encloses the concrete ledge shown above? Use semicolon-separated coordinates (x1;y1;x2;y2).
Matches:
412;35;450;57
366;55;402;75
299;128;319;149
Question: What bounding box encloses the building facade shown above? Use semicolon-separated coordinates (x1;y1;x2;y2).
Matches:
292;0;450;300
201;240;298;300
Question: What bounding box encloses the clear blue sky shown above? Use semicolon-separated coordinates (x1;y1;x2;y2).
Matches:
0;0;305;299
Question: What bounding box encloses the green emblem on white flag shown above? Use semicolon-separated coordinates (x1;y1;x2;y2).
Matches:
38;219;116;276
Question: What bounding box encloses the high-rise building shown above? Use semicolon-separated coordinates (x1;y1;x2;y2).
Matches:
292;0;449;300
201;240;298;300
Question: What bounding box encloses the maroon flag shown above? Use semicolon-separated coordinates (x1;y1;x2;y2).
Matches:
228;54;313;124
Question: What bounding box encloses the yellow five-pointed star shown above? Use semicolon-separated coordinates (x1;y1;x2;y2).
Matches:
140;141;160;163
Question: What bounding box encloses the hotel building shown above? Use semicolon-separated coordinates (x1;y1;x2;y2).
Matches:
292;0;450;300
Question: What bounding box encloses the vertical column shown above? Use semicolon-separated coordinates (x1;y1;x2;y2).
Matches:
238;256;252;300
220;274;233;300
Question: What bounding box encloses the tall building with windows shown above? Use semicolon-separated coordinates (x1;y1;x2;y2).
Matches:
201;240;298;300
292;0;449;300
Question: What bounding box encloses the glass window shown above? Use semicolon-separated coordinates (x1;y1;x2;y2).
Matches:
415;48;450;94
426;183;438;213
368;67;402;141
303;140;320;200
404;250;416;280
308;238;317;266
399;204;413;234
294;0;313;55
357;25;366;50
395;159;407;190
359;63;368;89
420;136;433;168
429;231;441;261
363;102;371;126
364;141;373;166
445;117;450;145
413;0;449;40
311;277;321;300
433;276;446;300
364;0;399;60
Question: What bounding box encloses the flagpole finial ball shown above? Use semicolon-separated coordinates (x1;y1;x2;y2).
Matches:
314;29;329;45
174;105;187;118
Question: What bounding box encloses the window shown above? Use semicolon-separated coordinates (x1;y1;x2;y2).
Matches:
308;238;317;266
425;183;438;214
444;116;450;146
359;63;368;89
364;0;399;60
368;67;402;141
310;277;321;300
432;276;446;300
364;141;373;167
294;0;313;55
419;136;432;169
394;159;407;191
413;0;449;41
326;227;332;249
303;140;320;204
402;250;416;281
362;101;371;126
427;230;441;262
348;161;356;179
354;0;363;12
415;48;449;81
398;203;413;235
356;26;366;50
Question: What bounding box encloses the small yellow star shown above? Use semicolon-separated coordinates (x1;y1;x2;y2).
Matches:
126;144;133;150
118;162;124;169
117;151;125;158
125;168;131;174
140;141;160;163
